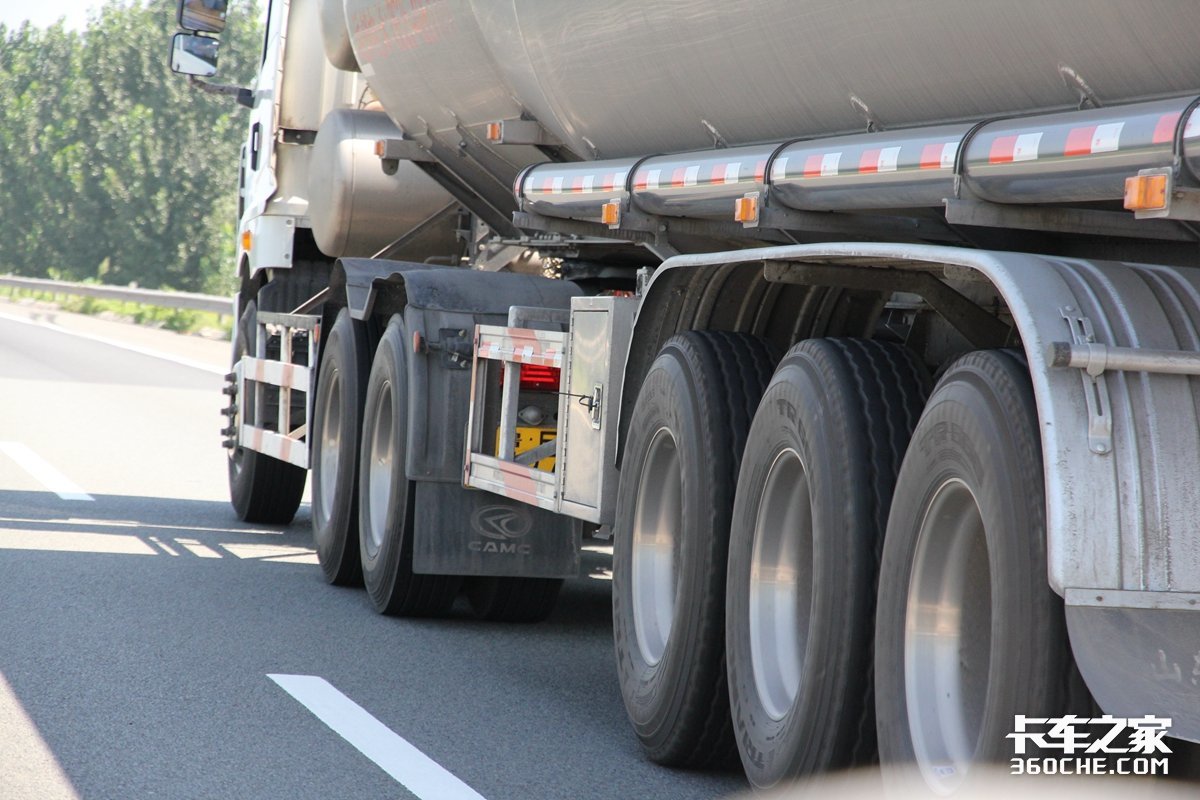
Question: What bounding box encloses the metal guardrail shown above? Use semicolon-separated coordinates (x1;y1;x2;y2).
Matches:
0;275;231;315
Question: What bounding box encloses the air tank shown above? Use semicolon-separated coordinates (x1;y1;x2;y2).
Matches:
307;109;454;258
340;0;1200;162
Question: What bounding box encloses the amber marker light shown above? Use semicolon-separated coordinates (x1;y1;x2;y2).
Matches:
734;194;759;224
486;122;503;142
1125;173;1169;212
601;200;621;228
241;230;252;253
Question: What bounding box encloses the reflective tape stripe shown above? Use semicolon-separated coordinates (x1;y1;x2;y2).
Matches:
859;148;881;174
1154;113;1181;144
990;132;1042;164
242;425;308;469
244;357;309;390
922;141;958;170
1066;122;1123;157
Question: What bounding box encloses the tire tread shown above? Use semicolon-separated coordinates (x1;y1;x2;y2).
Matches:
644;330;779;769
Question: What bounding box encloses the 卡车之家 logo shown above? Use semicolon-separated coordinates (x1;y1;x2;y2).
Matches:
1008;714;1172;776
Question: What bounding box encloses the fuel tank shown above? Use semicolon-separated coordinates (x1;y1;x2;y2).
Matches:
339;0;1200;162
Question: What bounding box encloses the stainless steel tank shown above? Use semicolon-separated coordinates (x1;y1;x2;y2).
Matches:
341;0;1200;162
307;109;454;257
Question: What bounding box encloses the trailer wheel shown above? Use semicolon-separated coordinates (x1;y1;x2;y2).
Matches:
358;316;461;615
228;299;307;524
612;330;777;768
874;350;1076;793
465;577;563;623
311;307;369;586
726;338;928;789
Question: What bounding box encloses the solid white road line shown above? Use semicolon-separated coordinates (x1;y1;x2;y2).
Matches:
0;311;226;375
0;442;94;501
268;674;487;800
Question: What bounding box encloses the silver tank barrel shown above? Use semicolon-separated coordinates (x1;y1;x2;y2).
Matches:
518;159;639;224
770;125;970;212
630;145;776;220
345;0;1200;163
517;96;1200;225
964;97;1200;204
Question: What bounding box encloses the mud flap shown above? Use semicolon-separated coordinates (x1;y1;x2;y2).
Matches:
411;482;580;578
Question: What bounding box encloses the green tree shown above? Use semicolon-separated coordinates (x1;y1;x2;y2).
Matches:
0;0;262;293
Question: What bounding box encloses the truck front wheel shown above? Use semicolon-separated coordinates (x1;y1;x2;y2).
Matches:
357;315;461;615
227;299;307;523
612;331;777;768
311;307;369;586
874;350;1080;793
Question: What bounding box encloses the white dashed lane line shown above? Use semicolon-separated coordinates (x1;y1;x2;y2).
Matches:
268;674;487;800
0;442;94;501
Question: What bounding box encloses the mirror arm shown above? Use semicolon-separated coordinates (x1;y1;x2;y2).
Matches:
187;75;253;108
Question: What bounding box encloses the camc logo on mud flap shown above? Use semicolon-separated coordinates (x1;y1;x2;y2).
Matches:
470;506;534;555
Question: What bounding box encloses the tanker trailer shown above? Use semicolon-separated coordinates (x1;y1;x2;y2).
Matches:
173;0;1200;792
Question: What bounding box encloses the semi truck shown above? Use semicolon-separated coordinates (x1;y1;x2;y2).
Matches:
171;0;1200;791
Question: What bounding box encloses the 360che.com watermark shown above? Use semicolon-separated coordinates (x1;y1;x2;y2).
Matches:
1009;714;1172;776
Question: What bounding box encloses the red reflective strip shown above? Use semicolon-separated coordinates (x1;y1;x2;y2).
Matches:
858;148;881;174
1064;126;1097;157
919;143;943;170
754;160;767;183
671;167;687;188
571;176;585;193
541;177;556;193
988;135;1018;164
603;172;617;191
1154;112;1181;144
803;154;823;178
633;172;648;191
710;163;726;184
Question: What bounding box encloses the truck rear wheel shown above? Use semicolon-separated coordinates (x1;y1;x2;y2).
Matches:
874;350;1077;793
465;576;563;623
612;330;777;768
358;316;461;615
725;339;928;788
227;299;307;524
311;307;369;586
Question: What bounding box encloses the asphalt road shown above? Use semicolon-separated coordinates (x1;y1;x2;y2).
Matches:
0;301;749;800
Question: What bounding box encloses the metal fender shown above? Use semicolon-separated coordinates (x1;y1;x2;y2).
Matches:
629;242;1200;739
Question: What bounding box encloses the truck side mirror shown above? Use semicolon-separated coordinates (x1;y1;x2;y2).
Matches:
171;33;220;78
178;0;227;35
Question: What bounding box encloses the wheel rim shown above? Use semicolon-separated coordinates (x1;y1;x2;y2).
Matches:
748;448;813;721
905;478;992;793
631;427;682;667
365;379;394;557
316;368;343;525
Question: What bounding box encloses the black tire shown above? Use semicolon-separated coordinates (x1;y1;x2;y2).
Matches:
612;330;778;768
465;576;563;623
227;299;307;524
311;307;369;586
358;316;461;615
726;338;929;789
875;350;1079;793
